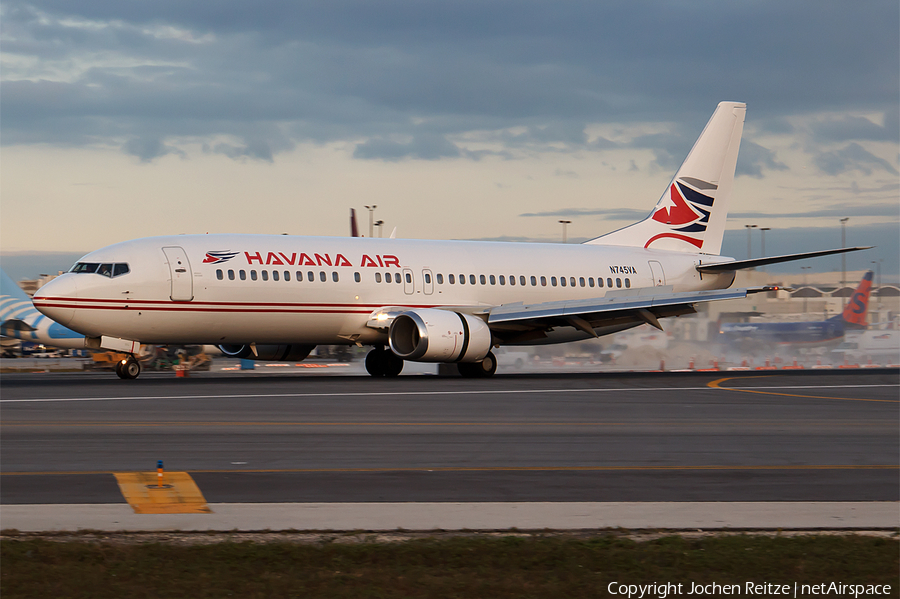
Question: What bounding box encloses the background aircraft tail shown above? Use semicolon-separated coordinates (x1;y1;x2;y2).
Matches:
587;101;746;255
1;268;84;346
837;270;874;328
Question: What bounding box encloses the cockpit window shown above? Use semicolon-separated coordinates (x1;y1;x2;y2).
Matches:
71;262;99;274
71;262;130;278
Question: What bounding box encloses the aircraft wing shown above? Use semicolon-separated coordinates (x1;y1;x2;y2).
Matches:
486;286;773;341
696;246;871;273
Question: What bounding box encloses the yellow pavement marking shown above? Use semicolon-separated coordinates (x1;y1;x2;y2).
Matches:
113;471;211;514
708;377;900;403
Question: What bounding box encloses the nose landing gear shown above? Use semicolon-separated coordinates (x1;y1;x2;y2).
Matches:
115;356;142;380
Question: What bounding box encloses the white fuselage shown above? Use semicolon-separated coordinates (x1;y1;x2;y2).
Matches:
33;234;735;346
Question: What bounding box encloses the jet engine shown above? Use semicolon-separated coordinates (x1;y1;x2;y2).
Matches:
388;309;492;363
217;344;316;361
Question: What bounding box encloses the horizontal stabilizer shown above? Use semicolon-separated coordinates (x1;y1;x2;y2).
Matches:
696;246;872;273
0;319;37;332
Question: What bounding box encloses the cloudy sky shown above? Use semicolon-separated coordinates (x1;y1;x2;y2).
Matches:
1;0;898;280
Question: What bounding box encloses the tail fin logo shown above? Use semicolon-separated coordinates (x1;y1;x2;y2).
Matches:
202;250;239;265
841;270;874;327
644;179;715;249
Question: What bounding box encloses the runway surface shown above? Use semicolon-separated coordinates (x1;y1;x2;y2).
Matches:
2;369;897;508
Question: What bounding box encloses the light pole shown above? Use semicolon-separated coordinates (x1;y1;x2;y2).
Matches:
745;224;757;260
840;217;849;307
559;220;571;243
759;227;770;257
374;220;384;238
801;266;811;313
364;205;378;238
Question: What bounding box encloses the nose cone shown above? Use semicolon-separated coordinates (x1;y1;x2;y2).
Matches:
32;275;78;328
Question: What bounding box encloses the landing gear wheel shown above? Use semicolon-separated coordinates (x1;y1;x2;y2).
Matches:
366;347;405;377
457;351;497;378
117;357;141;380
383;351;404;377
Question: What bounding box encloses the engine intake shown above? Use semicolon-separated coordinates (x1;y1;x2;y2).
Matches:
388;309;491;363
217;344;315;361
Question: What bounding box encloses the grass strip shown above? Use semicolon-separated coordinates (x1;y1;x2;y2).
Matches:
2;534;898;598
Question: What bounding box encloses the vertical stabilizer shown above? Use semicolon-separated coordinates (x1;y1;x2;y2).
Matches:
840;270;874;328
588;102;746;255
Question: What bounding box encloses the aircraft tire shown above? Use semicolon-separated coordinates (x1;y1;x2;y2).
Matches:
365;348;387;376
120;358;141;380
457;351;497;378
114;360;125;379
383;351;404;377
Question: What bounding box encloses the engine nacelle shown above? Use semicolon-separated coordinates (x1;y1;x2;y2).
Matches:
388;309;492;363
217;344;316;361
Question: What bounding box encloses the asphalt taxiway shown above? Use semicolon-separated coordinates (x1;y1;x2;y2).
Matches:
1;369;897;531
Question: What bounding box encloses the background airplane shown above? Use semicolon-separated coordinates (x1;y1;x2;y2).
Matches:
717;271;874;348
0;268;85;350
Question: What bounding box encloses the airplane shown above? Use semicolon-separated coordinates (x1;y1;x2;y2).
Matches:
0;268;85;350
33;102;869;379
717;271;874;348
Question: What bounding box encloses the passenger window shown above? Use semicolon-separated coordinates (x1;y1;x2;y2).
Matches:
560;277;566;287
588;277;594;287
531;276;537;286
551;277;557;287
386;272;392;283
436;274;443;284
541;276;547;286
333;272;339;282
354;272;361;283
499;275;505;285
449;274;455;284
459;274;465;285
490;275;496;285
625;278;631;288
571;277;576;287
307;271;314;282
262;271;269;281
406;273;412;283
228;270;235;281
240;270;247;281
469;275;476;285
251;270;258;281
375;272;382;283
579;277;585;287
520;276;527;286
285;271;291;282
319;271;326;282
425;273;431;284
113;263;130;277
616;278;622;288
607;278;613;288
216;269;224;280
272;271;280;281
396;275;401;284
598;277;604;288
481;274;486;285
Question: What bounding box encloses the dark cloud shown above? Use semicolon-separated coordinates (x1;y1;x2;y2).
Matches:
1;0;897;164
813;143;899;176
731;201;900;220
735;140;789;178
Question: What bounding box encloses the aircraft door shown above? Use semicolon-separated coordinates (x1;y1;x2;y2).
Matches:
422;269;434;295
648;260;666;286
402;268;415;295
162;246;194;301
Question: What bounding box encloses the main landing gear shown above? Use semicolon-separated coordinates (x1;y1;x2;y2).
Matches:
365;347;404;377
115;356;141;380
457;351;497;378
